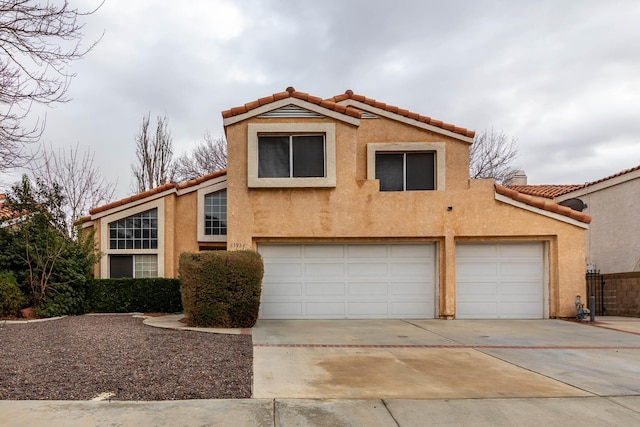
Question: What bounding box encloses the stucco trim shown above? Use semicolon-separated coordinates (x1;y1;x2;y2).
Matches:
99;198;165;278
495;193;589;229
223;98;360;126
366;142;446;191
197;182;228;243
247;122;337;188
336;99;474;143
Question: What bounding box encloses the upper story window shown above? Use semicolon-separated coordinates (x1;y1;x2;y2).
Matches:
367;142;446;192
258;135;325;178
204;189;227;236
247;123;336;188
375;152;435;191
109;208;158;249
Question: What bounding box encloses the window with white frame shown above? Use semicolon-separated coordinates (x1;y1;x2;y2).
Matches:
109;254;158;278
204;189;227;236
375;152;435;191
109;208;158;249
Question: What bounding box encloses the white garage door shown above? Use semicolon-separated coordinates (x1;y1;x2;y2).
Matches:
456;243;545;319
258;243;435;319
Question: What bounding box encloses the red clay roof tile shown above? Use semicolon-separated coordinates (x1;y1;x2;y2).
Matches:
89;170;227;216
221;87;363;120
495;184;591;224
326;90;476;139
508;184;584;199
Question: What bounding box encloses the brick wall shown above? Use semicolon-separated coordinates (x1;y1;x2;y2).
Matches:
601;272;640;317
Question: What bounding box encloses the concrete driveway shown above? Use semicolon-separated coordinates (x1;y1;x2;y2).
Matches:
252;317;640;399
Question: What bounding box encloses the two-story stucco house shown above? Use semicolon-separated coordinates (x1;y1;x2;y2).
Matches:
82;87;591;320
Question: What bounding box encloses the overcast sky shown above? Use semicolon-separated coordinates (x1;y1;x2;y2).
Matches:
3;0;640;199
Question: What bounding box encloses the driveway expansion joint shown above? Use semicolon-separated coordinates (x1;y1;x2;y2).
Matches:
253;343;640;349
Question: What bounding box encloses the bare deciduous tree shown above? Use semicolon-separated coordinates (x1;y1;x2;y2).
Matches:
0;0;102;172
30;142;116;237
470;128;520;184
174;131;227;182
131;113;175;193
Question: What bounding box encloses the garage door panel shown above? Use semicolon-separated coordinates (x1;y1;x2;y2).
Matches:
305;282;346;296
304;245;345;257
261;302;302;316
262;283;302;297
499;244;542;257
347;262;388;276
349;282;388;296
457;245;498;257
390;244;434;258
264;262;303;277
456;261;498;276
456;302;498;318
456;243;544;319
259;243;435;319
391;302;433;316
260;245;302;258
347;245;388;258
348;302;389;316
456;282;497;297
390;261;433;276
304;262;345;276
305;302;346;316
391;282;431;296
500;261;543;276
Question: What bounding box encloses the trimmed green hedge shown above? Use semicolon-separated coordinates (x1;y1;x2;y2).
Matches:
179;250;263;328
87;278;182;313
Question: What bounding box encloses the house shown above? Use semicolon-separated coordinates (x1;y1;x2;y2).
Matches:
82;87;591;320
509;165;640;275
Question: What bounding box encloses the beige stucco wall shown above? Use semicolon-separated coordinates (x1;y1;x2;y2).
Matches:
225;114;587;319
555;177;640;274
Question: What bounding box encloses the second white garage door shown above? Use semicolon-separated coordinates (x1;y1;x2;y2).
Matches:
258;243;436;319
456;242;545;319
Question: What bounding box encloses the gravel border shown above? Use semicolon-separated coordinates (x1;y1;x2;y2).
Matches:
0;314;253;400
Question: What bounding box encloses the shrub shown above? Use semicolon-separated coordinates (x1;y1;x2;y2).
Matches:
36;283;88;318
0;272;26;317
179;250;263;328
87;278;182;313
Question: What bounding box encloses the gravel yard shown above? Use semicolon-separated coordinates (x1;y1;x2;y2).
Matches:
0;315;253;400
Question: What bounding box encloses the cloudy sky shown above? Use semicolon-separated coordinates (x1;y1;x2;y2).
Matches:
3;0;640;199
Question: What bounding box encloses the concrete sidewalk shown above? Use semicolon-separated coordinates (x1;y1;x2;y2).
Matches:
2;316;640;426
2;397;640;426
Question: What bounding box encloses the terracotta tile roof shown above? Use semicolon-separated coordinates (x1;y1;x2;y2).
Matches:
222;87;362;120
89;170;227;216
327;89;475;139
508;184;584;199
495;184;592;224
509;164;640;199
585;164;640;187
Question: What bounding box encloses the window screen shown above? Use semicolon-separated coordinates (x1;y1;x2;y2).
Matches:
110;255;133;278
375;152;435;191
258;136;290;177
292;135;325;177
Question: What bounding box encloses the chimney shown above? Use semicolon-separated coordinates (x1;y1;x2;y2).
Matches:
505;170;527;186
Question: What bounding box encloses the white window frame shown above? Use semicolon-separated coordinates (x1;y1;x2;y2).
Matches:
197;183;227;243
367;142;446;191
101;199;164;278
248;123;337;188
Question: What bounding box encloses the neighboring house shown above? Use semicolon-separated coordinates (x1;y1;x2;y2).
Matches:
83;87;591;320
510;165;640;275
0;193;27;228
